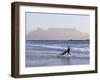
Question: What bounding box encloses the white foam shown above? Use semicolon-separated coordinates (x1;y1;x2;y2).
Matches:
72;47;89;51
27;44;89;52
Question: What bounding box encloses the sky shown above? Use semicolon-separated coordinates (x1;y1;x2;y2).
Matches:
25;12;90;34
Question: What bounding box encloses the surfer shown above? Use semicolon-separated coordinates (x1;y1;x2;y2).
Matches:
60;46;71;56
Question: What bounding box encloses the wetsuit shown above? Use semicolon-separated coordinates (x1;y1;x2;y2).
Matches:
61;47;70;55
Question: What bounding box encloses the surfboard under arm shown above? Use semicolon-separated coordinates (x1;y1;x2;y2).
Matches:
57;53;72;57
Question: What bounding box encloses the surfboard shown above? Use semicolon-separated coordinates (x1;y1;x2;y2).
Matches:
57;54;72;58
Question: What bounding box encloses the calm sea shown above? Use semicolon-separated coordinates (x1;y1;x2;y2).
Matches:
25;40;90;67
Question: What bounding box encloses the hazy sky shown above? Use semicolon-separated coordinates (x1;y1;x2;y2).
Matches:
25;12;90;34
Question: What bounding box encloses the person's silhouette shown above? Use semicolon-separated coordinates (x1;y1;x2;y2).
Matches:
61;46;71;55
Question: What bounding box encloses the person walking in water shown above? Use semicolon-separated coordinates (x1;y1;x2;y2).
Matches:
60;46;71;56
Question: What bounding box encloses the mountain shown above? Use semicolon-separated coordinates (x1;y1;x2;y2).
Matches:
26;28;89;40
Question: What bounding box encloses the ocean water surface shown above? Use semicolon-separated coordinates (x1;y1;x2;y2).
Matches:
25;40;90;67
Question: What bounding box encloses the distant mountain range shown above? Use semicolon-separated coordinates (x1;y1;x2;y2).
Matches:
26;28;89;40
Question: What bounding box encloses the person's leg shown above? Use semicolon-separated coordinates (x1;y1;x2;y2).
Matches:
67;51;71;56
67;52;69;56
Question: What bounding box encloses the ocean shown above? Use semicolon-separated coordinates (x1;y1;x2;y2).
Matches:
25;40;90;67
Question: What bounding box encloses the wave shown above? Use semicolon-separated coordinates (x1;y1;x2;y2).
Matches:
26;50;89;59
26;44;89;52
57;55;89;59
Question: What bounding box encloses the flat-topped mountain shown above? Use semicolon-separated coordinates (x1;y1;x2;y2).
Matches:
26;28;89;40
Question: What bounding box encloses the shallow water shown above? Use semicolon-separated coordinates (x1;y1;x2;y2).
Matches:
25;40;90;67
